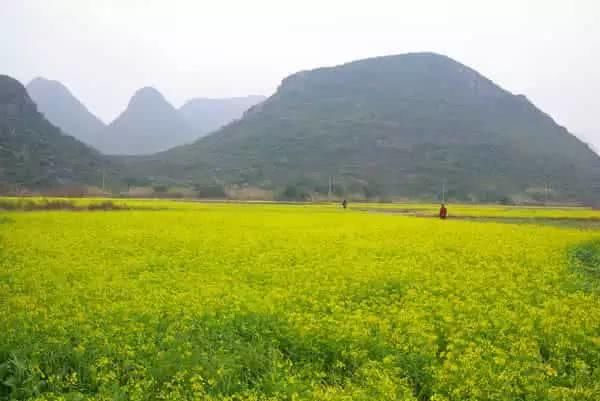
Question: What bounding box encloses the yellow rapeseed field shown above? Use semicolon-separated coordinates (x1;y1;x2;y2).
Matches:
1;202;600;400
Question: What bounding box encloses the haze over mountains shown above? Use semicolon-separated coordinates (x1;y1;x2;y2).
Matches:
27;80;265;155
179;96;267;138
26;78;107;149
3;52;600;202
100;87;192;155
0;75;110;189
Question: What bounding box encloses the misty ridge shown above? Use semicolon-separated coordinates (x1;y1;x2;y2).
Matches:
2;52;600;204
26;77;267;154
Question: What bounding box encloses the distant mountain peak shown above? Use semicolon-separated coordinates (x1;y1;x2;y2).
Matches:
100;86;190;155
132;86;164;99
26;77;106;150
29;76;63;87
126;86;173;111
27;77;76;101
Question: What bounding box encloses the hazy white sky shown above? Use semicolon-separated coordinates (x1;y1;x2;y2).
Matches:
2;0;599;147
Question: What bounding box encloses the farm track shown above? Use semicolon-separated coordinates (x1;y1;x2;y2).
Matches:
352;207;600;229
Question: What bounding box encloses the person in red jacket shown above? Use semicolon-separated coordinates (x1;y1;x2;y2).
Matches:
439;203;448;219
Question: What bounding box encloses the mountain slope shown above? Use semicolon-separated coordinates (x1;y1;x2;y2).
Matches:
179;95;266;138
0;75;111;189
133;52;600;202
26;77;106;149
100;87;192;155
578;133;599;155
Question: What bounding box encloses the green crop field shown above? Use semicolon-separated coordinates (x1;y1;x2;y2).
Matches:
1;200;600;400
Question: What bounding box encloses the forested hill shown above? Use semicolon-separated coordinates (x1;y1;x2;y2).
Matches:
130;52;600;202
0;75;111;189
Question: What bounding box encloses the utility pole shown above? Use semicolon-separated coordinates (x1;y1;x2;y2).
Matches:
328;176;332;201
101;170;105;193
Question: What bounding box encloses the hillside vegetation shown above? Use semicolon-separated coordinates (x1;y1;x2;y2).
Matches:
0;75;113;190
127;53;600;202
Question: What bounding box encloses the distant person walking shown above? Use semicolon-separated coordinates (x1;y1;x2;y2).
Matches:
342;199;348;209
439;203;447;219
